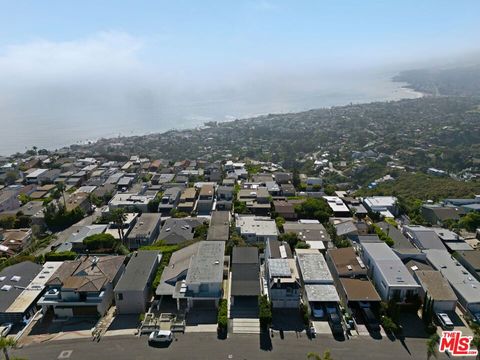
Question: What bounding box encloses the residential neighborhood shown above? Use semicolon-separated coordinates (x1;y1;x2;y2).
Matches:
0;150;479;360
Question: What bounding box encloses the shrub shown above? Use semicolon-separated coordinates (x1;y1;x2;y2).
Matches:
259;295;272;330
217;299;228;331
381;316;398;334
45;251;77;261
83;233;117;250
299;303;309;326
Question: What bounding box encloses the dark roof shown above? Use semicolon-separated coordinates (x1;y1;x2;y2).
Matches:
115;251;160;292
457;250;480;270
207;211;230;241
376;222;415;250
0;261;42;312
267;239;293;259
158;217;204;245
232;247;259;264
231;247;260;296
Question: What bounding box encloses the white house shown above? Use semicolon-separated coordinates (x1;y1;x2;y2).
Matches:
361;242;420;301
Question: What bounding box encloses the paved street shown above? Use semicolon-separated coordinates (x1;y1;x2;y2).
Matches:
13;332;454;360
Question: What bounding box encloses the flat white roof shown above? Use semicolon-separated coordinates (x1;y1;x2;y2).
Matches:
236;215;278;237
364;196;397;208
323;196;350;213
362;242;420;288
304;284;340;302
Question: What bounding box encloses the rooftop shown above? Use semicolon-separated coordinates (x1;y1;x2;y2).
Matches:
304;284;340;302
0;261;43;313
362;242;420;288
296;250;333;284
47;255;125;292
283;221;331;243
424;249;480;304
327;247;367;276
231;247;260;297
414;270;457;302
185;241;225;285
115;251;161;292
323;196;350;213
339;278;381;302
128;213;161;238
236;215;278;237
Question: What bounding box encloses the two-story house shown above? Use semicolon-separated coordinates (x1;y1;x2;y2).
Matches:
38;255;125;318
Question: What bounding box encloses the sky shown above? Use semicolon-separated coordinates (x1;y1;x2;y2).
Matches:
0;1;479;154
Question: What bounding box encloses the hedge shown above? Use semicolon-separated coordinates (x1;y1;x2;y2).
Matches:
217;299;228;331
259;295;272;329
45;251;77;261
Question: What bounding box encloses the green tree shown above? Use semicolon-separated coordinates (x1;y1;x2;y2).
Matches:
294;198;332;223
108;208;127;241
323;184;336;196
0;215;16;229
258;295;272;330
279;232;300;251
4;171;18;186
194;222;209;240
275;216;286;232
83;233;118;251
292;169;301;189
458;212;480;232
426;333;440;359
56;182;67;208
0;336;17;360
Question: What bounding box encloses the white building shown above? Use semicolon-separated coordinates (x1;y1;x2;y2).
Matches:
235;215;278;243
323;196;351;217
361;242;420;301
362;196;398;218
424;249;480;315
108;193;156;212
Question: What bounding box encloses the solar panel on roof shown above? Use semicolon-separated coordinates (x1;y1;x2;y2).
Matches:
269;259;291;277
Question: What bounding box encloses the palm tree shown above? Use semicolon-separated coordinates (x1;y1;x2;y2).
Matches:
109;208;127;241
56;182;67;208
0;336;17;360
426;333;440;359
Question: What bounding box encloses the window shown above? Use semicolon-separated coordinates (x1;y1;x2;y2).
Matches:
117;293;123;300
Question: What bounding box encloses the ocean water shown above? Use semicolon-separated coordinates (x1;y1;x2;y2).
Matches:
0;71;421;156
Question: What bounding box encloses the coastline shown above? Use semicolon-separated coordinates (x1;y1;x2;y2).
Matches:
0;76;424;158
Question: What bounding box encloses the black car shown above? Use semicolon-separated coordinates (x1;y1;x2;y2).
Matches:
360;307;380;332
328;312;344;335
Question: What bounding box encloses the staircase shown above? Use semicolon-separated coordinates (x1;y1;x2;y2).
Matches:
93;306;116;340
232;318;260;334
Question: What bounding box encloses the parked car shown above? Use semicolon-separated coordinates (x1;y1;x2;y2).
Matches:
474;312;480;324
328;312;344;336
360;307;380;332
312;303;325;319
436;313;454;330
0;323;13;337
148;330;173;344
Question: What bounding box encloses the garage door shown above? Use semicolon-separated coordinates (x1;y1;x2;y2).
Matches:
233;296;258;308
192;300;216;309
73;306;98;316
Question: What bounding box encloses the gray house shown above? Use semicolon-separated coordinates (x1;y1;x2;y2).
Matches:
114;251;161;314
